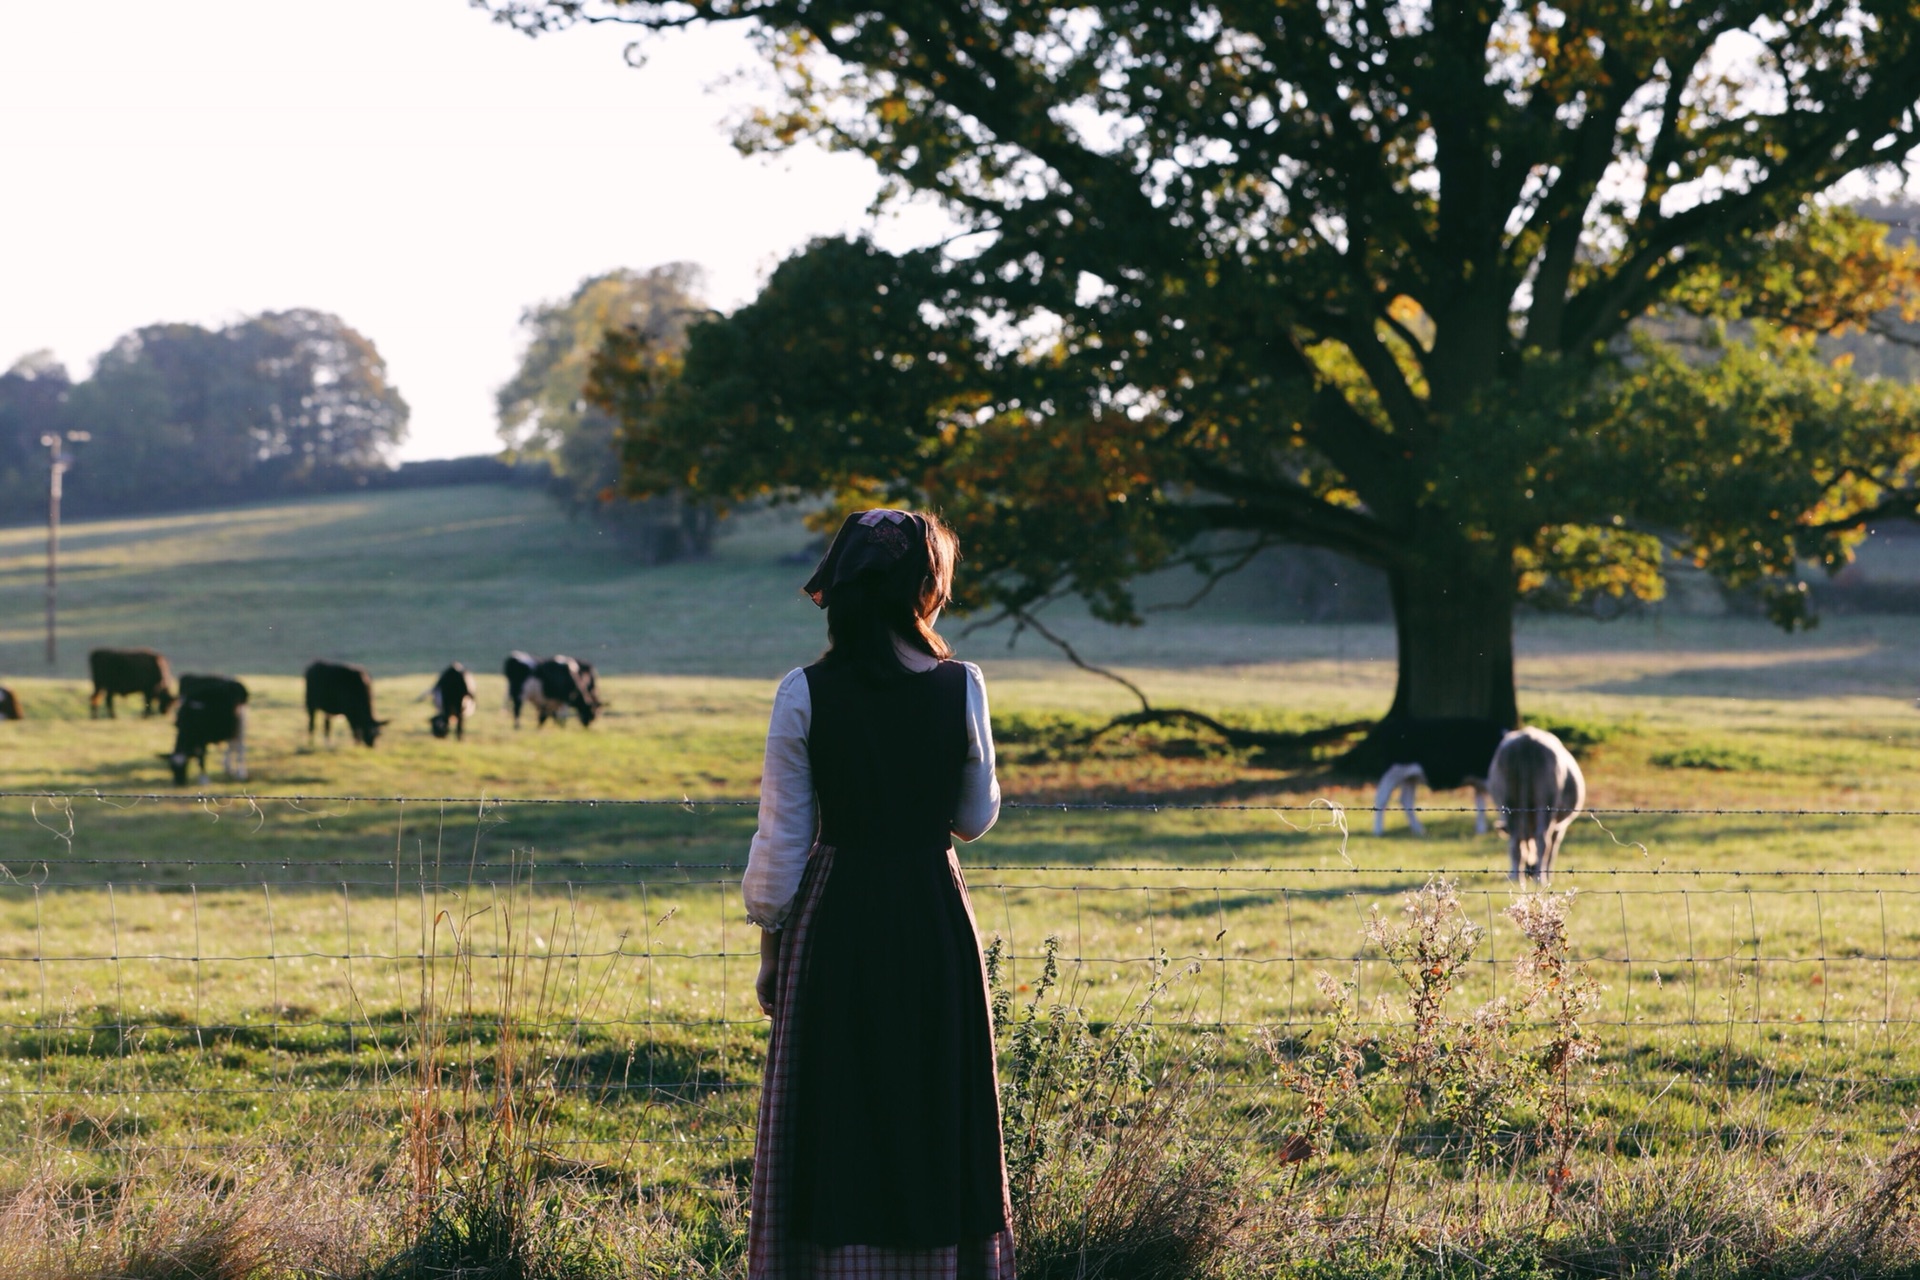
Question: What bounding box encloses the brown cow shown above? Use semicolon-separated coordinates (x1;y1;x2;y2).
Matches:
89;648;176;718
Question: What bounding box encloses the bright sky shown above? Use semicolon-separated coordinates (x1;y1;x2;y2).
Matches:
0;1;952;461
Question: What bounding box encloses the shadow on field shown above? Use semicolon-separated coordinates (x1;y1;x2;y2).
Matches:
1582;647;1897;699
0;798;761;887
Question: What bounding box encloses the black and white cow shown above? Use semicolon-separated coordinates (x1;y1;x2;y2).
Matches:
524;655;600;728
429;663;478;740
0;685;20;721
1369;717;1511;837
168;674;248;786
89;647;176;718
305;660;387;747
504;651;538;727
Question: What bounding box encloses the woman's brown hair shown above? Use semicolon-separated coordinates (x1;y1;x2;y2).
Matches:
821;512;959;679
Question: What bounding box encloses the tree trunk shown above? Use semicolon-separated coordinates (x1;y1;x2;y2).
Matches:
1384;541;1519;727
1337;539;1518;776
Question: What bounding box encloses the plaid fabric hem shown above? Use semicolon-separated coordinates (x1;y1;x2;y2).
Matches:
748;844;1016;1280
792;1233;1017;1280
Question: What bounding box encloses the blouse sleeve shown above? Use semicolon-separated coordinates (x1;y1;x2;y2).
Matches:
743;668;816;929
952;662;1001;843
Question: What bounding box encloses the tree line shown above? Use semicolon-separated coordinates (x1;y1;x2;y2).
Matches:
0;309;407;519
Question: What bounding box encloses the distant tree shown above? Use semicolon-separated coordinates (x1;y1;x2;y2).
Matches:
236;309;411;482
0;352;72;516
498;265;716;560
502;0;1920;728
54;310;407;515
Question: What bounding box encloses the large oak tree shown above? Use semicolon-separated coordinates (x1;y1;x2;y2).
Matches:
489;0;1920;726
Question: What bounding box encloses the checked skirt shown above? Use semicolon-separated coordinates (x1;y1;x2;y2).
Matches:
748;842;1016;1280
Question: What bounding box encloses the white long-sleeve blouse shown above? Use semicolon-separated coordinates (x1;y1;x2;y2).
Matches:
742;649;1001;930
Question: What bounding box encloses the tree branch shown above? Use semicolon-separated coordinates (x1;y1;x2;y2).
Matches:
1802;491;1920;536
1183;460;1405;566
1143;539;1276;613
1004;607;1152;713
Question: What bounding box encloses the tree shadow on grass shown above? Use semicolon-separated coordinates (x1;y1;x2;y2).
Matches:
1580;646;1899;700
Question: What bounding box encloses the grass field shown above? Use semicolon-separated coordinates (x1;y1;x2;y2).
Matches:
6;486;1920;1275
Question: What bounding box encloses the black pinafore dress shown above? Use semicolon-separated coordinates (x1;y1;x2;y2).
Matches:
748;659;1015;1280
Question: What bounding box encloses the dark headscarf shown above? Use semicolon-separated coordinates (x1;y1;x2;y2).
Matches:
803;509;931;608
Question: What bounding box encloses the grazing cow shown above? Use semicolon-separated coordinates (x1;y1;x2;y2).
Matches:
1488;727;1586;885
168;675;248;786
1370;717;1510;837
0;686;20;721
429;663;478;740
504;651;538;727
88;647;176;718
524;655;600;728
305;660;387;747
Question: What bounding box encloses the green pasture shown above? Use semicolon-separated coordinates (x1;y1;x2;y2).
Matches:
4;487;1920;1191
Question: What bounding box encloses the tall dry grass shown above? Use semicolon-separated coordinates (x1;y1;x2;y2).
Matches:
0;1153;388;1280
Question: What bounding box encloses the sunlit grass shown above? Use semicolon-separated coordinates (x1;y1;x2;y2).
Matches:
6;487;1920;1232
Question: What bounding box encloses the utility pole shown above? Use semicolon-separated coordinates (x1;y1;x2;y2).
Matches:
41;430;89;666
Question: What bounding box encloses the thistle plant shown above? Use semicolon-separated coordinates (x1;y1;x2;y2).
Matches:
1506;891;1603;1221
1271;880;1604;1239
987;935;1270;1280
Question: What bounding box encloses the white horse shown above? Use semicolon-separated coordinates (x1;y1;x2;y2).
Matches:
1488;726;1585;885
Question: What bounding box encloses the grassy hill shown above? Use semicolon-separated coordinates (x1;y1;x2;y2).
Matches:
0;483;1918;811
0;484;814;680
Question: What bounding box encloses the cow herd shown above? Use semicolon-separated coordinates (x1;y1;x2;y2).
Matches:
3;648;1582;881
0;646;607;787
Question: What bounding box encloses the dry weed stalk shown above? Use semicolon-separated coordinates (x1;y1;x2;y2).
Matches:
1505;891;1602;1223
1269;879;1606;1246
987;935;1274;1280
387;848;631;1278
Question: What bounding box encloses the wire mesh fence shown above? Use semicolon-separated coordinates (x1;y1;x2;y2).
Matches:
5;790;1920;1187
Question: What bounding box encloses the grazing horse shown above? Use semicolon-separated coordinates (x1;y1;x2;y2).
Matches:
1369;717;1510;836
168;675;248;786
429;663;478;740
0;685;20;721
1488;727;1585;885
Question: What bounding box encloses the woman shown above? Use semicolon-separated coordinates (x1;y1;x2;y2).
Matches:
743;509;1014;1280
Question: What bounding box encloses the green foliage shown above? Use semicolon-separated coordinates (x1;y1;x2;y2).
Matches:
507;0;1920;719
502;265;715;562
499;265;703;473
1;312;407;517
1651;745;1772;773
375;1189;620;1280
1273;1241;1551;1280
1268;882;1604;1234
1541;325;1920;631
992;707;1360;766
1522;715;1629;758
